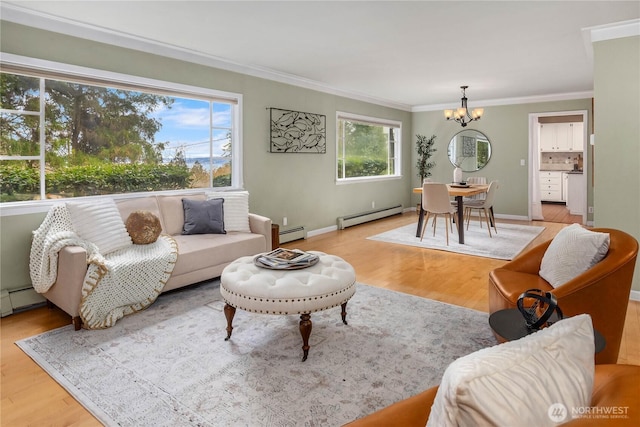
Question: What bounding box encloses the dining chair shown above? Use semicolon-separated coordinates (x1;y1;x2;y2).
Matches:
464;176;487;202
450;176;487;210
421;182;458;245
463;180;499;237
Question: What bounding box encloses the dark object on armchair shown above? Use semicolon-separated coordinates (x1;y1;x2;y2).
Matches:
344;364;640;426
489;228;638;364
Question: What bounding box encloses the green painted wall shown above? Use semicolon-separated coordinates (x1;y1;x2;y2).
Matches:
411;99;593;218
593;35;640;292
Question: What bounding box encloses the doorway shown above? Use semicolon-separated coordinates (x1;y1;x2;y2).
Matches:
528;111;588;225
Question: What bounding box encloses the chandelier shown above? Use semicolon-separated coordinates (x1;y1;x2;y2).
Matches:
444;86;484;127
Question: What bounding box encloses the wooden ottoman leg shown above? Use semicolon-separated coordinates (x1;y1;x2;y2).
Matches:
224;304;236;341
341;301;349;325
299;313;312;362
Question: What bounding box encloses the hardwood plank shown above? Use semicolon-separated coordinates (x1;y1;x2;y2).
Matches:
1;213;637;425
542;202;583;224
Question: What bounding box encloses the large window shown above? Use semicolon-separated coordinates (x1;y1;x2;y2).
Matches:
0;56;242;205
336;112;401;182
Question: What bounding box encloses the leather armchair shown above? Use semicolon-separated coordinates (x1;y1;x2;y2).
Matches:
345;364;640;426
488;228;638;365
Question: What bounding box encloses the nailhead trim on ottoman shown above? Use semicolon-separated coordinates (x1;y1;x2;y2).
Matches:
220;251;356;314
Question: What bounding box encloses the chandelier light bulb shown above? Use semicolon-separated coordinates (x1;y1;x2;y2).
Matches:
444;86;484;127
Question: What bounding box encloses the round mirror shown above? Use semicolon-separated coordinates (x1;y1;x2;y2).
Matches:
447;129;492;172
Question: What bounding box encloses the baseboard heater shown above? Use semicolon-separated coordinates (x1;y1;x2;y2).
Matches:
279;226;306;243
1;287;46;317
337;204;403;230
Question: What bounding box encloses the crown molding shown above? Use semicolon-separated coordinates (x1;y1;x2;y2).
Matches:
412;91;594;113
579;18;639;86
0;3;413;112
587;18;640;42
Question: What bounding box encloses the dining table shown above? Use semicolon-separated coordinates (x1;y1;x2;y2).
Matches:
413;183;490;244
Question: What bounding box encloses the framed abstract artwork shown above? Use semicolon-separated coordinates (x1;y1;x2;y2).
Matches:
462;135;476;157
269;108;326;153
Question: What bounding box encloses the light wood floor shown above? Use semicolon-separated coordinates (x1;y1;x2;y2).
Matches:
2;213;638;425
542;202;583;224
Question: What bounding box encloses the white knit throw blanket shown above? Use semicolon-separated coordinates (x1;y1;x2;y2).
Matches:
30;204;178;329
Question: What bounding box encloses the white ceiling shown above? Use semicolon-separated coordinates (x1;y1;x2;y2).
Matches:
2;1;639;110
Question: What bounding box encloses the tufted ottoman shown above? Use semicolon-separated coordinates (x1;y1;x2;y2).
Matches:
220;251;356;361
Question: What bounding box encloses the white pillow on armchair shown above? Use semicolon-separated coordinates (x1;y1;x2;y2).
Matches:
539;223;610;288
427;314;595;427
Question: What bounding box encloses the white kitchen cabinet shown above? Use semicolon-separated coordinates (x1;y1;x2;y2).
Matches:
540;171;563;202
555;123;572;151
569;122;584;151
566;173;586;215
562;172;568;202
540;123;557;151
539;122;584;152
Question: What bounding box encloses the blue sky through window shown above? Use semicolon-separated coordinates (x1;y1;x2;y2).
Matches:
153;98;232;164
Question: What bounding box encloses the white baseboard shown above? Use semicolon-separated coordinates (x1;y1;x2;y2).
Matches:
309;210;531;238
494;213;530;221
306;225;337;238
630;290;640;302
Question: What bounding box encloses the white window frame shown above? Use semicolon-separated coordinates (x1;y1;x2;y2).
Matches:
336;111;402;184
0;53;244;216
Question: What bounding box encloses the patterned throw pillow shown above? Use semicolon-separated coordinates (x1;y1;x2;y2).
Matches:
206;191;251;233
66;198;133;254
539;224;610;288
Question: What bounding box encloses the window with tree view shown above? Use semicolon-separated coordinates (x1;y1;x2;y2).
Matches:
0;68;240;204
336;112;400;181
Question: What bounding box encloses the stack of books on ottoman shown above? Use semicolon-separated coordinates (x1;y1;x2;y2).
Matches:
255;248;319;269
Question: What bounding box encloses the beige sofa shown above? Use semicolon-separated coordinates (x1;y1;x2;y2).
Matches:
43;193;272;329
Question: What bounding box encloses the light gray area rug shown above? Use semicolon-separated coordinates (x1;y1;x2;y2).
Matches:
367;221;545;260
17;281;497;426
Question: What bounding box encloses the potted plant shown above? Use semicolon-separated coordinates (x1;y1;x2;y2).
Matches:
416;134;437;214
416;134;437;184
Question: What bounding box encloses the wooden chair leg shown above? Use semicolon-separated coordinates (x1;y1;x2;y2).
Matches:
484;208;492;237
420;212;431;241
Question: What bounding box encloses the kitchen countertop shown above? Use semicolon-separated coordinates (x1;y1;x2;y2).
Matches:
539;169;583;173
539;165;574;171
